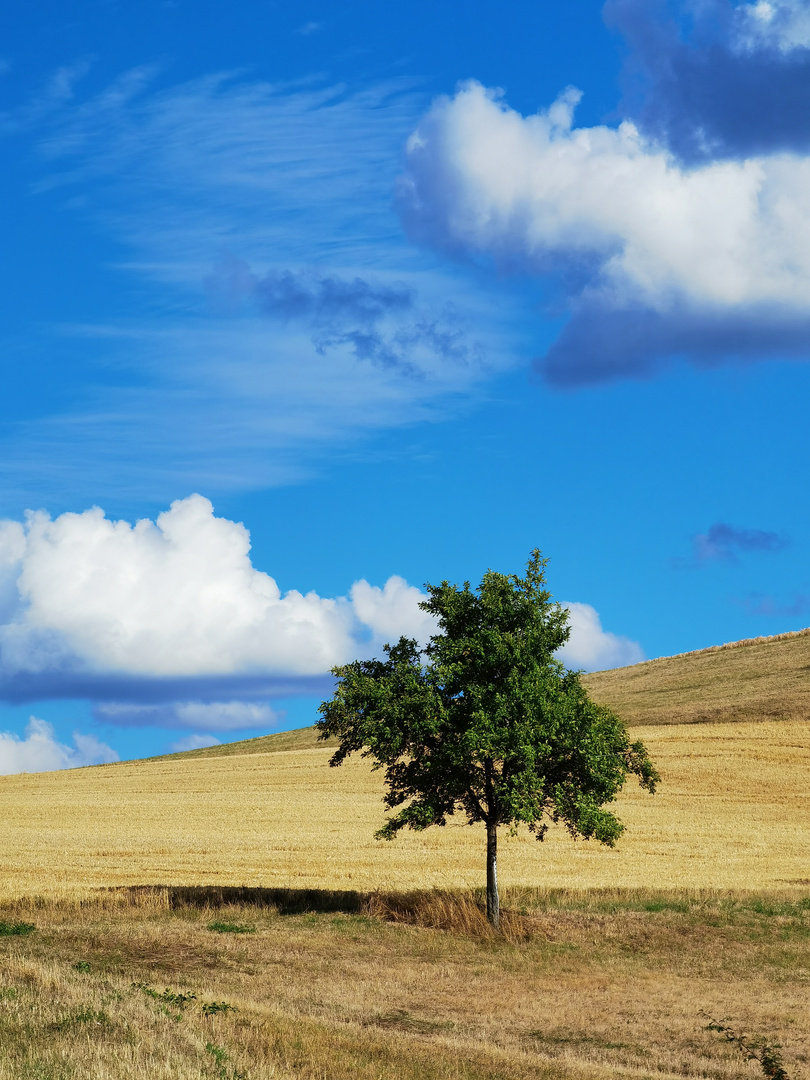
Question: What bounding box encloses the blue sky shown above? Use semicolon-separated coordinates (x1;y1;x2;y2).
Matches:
2;0;810;768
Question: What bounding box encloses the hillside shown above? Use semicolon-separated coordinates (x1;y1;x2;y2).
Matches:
149;724;327;761
162;626;810;764
1;717;808;899
583;626;810;726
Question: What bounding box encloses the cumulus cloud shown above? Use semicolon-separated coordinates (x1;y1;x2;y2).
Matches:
0;495;444;728
0;493;641;718
606;0;810;162
0;494;435;682
735;0;810;51
0;717;118;775
540;302;810;385
676;522;789;565
399;79;810;383
558;602;645;672
349;576;439;648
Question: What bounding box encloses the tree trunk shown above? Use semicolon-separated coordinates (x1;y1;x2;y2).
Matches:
486;822;500;928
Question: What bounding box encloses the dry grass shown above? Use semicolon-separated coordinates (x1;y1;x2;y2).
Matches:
0;719;808;901
583;626;810;725
146;725;333;762
0;887;807;1079
2;628;809;1076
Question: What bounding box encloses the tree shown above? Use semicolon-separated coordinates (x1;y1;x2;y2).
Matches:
316;551;659;927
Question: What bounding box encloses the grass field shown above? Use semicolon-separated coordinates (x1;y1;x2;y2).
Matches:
0;887;807;1079
1;630;808;1077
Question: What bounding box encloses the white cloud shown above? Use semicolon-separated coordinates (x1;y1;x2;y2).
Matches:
350;575;438;648
734;0;810;51
173;701;277;729
0;494;642;693
558;602;644;672
399;80;810;313
0;494;435;680
0;717;118;775
169;733;221;752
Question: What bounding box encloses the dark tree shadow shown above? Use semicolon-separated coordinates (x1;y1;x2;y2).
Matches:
120;884;365;914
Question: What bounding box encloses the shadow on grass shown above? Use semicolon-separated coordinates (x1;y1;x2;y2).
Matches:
115;885;534;941
122;884;366;915
104;883;810;933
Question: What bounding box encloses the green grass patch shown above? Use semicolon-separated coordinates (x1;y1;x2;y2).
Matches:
131;982;197;1008
0;920;36;936
205;1042;248;1080
207;920;256;934
53;1007;109;1032
201;1000;237;1016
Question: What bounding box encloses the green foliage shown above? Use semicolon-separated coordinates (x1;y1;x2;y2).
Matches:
53;1007;109;1032
207;1042;229;1070
132;982;236;1020
201;1000;237;1016
207;921;256;934
131;982;197;1008
704;1015;790;1080
205;1042;247;1080
72;960;91;973
0;920;36;936
317;550;658;845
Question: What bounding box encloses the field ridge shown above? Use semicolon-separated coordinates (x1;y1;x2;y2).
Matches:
583;622;810;726
591;624;810;673
159;626;810;763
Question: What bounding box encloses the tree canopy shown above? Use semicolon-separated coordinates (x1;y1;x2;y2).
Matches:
317;551;659;926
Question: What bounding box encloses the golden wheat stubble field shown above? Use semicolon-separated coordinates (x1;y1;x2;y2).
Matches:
0;719;808;897
0;717;809;1079
583;627;810;726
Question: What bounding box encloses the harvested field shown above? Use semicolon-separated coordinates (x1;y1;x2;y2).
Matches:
584;626;810;725
0;719;808;901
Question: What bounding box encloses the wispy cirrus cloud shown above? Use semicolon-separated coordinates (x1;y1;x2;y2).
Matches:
0;70;516;510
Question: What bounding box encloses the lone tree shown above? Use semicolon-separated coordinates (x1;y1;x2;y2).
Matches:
317;551;659;927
